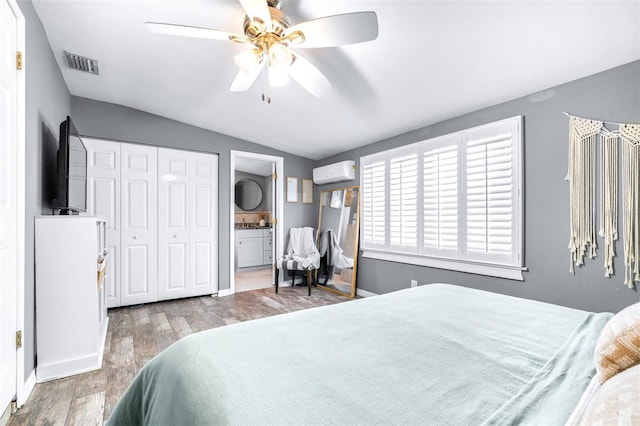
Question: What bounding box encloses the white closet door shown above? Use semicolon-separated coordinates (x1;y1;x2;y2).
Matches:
158;148;190;299
158;148;218;299
120;143;158;305
84;138;121;307
189;152;218;295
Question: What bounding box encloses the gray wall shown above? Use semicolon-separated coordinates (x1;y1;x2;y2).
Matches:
70;96;317;290
18;0;72;378
315;61;640;313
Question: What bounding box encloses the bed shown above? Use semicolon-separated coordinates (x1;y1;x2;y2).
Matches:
106;284;640;425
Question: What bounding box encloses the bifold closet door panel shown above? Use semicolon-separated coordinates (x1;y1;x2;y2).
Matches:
189;152;218;295
158;148;218;300
84;138;121;308
158;148;190;300
120;143;158;306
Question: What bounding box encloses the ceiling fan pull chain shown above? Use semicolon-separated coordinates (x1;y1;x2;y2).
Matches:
261;56;271;104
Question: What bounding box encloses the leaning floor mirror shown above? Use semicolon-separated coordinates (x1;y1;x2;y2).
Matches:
316;186;359;298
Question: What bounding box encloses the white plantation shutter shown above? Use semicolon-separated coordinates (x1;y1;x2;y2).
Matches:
390;153;418;252
362;160;386;249
423;143;458;254
465;121;517;264
360;116;523;279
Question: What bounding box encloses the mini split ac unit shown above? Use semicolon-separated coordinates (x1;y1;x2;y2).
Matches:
312;160;356;185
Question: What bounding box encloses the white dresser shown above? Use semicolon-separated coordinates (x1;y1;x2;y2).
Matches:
35;216;108;382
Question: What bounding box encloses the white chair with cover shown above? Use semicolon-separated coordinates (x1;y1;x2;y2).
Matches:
275;227;320;296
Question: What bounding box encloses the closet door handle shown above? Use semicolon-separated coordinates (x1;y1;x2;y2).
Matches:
132;235;138;240
173;234;178;239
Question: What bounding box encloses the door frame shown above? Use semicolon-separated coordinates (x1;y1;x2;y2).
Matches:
228;151;283;296
5;0;28;408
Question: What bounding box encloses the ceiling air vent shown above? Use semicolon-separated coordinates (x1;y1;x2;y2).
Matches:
64;51;99;75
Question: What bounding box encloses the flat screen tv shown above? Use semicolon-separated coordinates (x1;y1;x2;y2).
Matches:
52;116;87;214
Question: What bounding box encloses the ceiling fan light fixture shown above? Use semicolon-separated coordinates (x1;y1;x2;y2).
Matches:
235;49;263;73
268;43;292;67
146;0;379;98
285;30;304;45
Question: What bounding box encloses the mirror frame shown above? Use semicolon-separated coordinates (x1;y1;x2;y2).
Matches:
235;178;263;211
316;185;360;298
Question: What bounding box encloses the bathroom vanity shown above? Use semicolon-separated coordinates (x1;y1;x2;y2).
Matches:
235;227;273;270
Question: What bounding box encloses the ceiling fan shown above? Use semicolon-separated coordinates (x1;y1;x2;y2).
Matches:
145;0;378;100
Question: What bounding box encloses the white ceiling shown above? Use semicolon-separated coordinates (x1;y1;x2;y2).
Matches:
33;0;640;161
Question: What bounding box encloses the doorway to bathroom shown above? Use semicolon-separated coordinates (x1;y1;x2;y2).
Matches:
229;151;284;294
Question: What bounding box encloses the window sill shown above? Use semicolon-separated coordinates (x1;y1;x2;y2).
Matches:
361;250;526;281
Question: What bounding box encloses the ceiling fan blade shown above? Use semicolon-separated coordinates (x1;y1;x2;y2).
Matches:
230;66;263;92
285;12;378;48
238;0;272;31
145;22;246;42
287;52;331;98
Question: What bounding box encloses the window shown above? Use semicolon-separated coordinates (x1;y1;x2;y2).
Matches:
362;160;386;249
360;116;524;280
389;152;418;252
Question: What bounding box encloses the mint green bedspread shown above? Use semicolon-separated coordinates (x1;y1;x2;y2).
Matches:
106;284;612;425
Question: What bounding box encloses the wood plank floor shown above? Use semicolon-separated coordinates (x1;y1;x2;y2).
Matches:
10;286;351;425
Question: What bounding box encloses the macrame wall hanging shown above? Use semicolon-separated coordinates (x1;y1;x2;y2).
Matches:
620;124;640;287
566;114;640;289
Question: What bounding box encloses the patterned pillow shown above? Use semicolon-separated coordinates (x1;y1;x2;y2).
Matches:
595;302;640;382
577;363;640;425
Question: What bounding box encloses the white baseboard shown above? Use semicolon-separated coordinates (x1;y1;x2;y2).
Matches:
356;288;378;298
217;289;234;297
36;351;103;383
18;370;36;407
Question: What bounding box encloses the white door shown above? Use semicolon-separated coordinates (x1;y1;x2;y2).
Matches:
0;0;18;412
120;143;158;305
158;149;218;299
189;153;218;295
270;163;276;279
158;148;190;299
84;138;121;307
